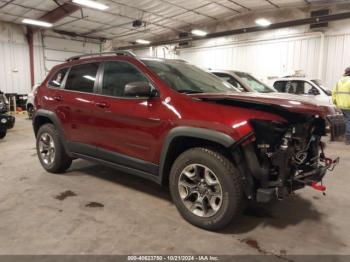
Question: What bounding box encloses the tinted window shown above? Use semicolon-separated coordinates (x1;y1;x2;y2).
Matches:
273;81;287;92
102;61;149;97
142;59;237;94
65;63;99;93
213;72;245;92
274;80;317;95
235;72;275;93
48;68;68;88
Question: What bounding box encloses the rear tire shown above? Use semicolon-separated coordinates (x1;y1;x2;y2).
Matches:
0;129;7;139
169;147;244;231
36;123;72;173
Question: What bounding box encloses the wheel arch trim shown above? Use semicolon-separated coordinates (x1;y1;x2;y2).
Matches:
158;126;235;183
33;109;71;155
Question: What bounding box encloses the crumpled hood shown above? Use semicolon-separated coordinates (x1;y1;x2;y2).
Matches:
189;92;340;118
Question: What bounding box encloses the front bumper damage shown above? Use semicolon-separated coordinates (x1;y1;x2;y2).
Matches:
254;146;339;203
256;158;339;203
234;116;340;204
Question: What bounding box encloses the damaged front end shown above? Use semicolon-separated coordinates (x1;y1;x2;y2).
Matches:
191;92;342;203
239;116;339;203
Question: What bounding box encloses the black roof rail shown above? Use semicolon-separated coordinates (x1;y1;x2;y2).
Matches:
66;50;136;62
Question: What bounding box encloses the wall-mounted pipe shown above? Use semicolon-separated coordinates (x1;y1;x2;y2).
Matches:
26;28;35;88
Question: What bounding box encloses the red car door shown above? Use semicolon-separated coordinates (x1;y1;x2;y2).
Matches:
92;60;167;167
58;62;100;151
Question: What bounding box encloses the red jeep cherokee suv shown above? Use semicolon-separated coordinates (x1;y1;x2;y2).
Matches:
33;51;339;230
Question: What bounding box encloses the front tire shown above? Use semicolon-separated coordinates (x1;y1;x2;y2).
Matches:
169;147;244;231
36;124;72;173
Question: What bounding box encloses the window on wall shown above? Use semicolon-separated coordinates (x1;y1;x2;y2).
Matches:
102;61;149;97
48;68;68;88
65;63;99;93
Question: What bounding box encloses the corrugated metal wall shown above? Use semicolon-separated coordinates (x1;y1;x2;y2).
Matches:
40;35;101;76
178;31;350;89
0;22;101;94
180;35;320;83
323;34;350;89
0;22;31;94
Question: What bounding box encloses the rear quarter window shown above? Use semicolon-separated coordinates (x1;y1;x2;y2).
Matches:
48;68;68;88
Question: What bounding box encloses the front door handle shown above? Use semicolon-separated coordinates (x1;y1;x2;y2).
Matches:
95;102;109;108
53;95;63;102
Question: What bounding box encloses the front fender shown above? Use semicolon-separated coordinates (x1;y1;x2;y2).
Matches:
158;126;236;183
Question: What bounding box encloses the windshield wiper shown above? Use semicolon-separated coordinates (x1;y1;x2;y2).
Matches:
177;90;204;94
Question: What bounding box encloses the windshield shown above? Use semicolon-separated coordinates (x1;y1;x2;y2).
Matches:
142;59;239;94
311;79;331;96
234;72;275;93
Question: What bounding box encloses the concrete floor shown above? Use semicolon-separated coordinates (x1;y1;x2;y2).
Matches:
0;115;349;255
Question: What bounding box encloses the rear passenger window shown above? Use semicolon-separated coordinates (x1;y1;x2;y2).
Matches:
102;61;149;97
65;63;99;93
48;68;68;88
273;81;287;92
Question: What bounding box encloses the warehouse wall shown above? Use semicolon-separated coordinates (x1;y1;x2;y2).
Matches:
129;8;350;91
0;22;31;94
36;34;102;83
0;21;101;94
178;22;350;89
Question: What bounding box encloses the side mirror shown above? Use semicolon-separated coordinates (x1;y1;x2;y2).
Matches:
124;82;157;97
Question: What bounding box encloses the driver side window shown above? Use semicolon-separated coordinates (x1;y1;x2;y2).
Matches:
102;61;149;97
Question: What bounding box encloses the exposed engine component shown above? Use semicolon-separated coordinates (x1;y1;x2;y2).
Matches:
242;116;338;202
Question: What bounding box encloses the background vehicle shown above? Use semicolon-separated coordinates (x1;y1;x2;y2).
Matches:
26;84;39;119
209;69;276;93
273;77;332;104
210;70;344;140
0;114;15;139
0;91;9;114
0;91;15;139
33;52;339;230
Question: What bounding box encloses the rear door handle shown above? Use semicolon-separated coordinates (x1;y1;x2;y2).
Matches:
53;95;63;102
95;102;109;108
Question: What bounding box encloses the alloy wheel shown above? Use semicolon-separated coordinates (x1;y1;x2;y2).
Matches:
178;164;223;217
38;132;55;165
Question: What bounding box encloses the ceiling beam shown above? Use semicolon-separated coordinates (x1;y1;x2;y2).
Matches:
34;2;81;30
226;0;251;11
117;11;350;49
158;0;218;21
109;0;194;27
265;0;279;8
0;0;14;10
24;2;81;34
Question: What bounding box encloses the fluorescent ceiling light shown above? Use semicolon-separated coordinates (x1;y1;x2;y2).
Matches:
72;0;109;10
191;29;208;36
22;19;52;28
136;39;151;44
255;18;272;27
